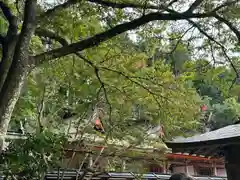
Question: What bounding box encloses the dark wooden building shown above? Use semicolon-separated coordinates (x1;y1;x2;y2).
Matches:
166;123;240;180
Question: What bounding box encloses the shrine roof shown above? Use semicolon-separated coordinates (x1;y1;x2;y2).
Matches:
172;123;240;143
165;124;240;158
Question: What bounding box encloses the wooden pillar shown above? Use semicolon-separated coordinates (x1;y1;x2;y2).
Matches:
212;162;217;176
165;161;170;174
185;160;189;175
89;155;93;167
162;161;166;173
225;145;240;180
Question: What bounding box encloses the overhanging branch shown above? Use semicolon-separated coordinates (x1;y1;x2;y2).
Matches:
188;19;239;79
39;0;173;20
214;14;240;43
38;0;79;19
212;0;240;12
88;0;160;10
35;28;68;46
34;28;166;108
185;0;205;13
33;11;212;65
0;1;14;23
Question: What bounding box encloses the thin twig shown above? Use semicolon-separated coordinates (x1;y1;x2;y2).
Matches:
37;84;46;133
187;19;239;79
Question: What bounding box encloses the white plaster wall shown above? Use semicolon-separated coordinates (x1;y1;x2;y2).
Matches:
216;168;227;177
173;166;185;173
173;166;195;175
187;166;195;175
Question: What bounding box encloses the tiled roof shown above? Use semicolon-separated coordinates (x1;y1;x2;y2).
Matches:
172;123;240;143
165;124;240;157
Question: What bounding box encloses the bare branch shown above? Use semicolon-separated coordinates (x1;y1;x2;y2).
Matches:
36;85;46;133
229;77;237;90
167;25;194;55
208;40;217;65
78;54;113;124
185;0;205;13
212;0;240;12
33;11;213;65
94;68;112;122
98;66;167;107
214;14;240;43
187;19;239;79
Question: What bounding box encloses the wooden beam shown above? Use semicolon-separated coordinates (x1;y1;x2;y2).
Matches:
169;161;225;168
205;146;223;158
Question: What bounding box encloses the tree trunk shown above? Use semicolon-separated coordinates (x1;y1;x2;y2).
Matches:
0;63;30;147
0;0;37;150
0;36;18;90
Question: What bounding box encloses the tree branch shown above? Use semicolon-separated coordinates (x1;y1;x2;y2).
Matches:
0;2;18;91
185;0;205;13
214;14;240;43
212;0;240;12
94;67;112;123
35;28;68;46
39;0;174;20
167;25;194;55
13;0;37;64
168;0;179;6
0;1;17;41
187;19;239;78
0;1;14;23
38;0;79;19
88;0;160;10
33;11;213;65
0;35;4;45
33;29;164;122
89;0;182;14
35;29;112;119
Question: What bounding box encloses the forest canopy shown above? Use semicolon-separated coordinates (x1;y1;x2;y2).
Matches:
0;0;239;178
0;0;239;139
0;0;238;139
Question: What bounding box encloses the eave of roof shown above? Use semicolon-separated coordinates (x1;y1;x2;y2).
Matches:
170;124;240;143
165;124;240;157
